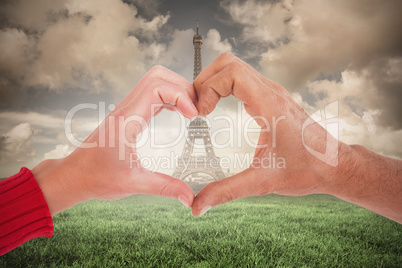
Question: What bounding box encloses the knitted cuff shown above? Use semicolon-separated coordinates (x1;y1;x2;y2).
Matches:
0;167;54;256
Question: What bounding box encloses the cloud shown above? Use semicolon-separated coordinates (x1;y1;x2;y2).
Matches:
0;123;35;162
123;0;161;19
0;111;64;131
157;29;194;81
219;0;292;61
0;0;69;30
203;29;232;66
303;68;402;158
0;110;98;151
220;0;292;44
354;57;402;129
338;109;402;159
44;144;74;160
256;0;402;88
0;0;172;99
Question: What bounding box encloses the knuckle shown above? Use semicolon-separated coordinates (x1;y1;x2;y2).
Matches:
148;78;163;92
227;61;243;75
217;190;235;205
206;180;236;205
193;76;202;90
219;52;234;62
253;180;271;196
148;65;166;77
159;182;173;197
197;104;211;116
198;97;215;115
193;83;202;99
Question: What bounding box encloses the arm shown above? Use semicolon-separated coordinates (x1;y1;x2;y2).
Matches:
191;53;402;223
329;144;402;222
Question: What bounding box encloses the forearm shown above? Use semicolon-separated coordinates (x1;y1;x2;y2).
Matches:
324;143;402;223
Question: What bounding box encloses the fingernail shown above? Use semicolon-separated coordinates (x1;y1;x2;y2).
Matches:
178;194;190;208
199;205;212;216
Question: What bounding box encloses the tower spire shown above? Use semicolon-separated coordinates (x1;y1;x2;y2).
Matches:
193;20;203;80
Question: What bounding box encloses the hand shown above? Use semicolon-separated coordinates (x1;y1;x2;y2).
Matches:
191;53;343;216
33;66;198;215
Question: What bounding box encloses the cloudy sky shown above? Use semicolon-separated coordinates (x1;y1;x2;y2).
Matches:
0;0;401;177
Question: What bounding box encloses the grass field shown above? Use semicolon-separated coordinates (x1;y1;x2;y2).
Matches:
1;194;401;267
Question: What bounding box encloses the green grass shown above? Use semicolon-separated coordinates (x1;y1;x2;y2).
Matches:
1;194;401;267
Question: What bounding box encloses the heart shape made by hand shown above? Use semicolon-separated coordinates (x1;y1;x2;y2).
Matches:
128;53;337;217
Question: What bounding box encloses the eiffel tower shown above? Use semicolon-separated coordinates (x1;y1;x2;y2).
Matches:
172;21;226;182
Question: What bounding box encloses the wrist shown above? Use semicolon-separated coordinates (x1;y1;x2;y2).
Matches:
32;157;92;216
319;142;370;197
311;141;356;195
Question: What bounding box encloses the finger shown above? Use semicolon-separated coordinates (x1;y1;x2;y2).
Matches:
155;84;198;119
193;53;237;115
196;60;267;117
133;169;195;208
115;78;198;135
152;104;178;117
191;168;280;216
194;52;243;87
119;65;196;109
145;65;197;105
131;78;198;119
194;53;297;119
195;52;278;96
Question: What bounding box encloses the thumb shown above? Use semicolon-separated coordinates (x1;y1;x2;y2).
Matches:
140;170;195;208
191;168;276;216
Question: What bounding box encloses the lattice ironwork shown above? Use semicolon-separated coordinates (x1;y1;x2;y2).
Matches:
172;117;226;181
193;20;203;80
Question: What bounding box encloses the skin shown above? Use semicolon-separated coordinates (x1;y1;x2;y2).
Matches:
32;65;198;216
191;53;402;223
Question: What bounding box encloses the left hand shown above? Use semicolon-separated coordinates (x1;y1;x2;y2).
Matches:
33;66;198;215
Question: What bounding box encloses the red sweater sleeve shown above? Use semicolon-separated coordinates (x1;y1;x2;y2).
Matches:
0;167;54;256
